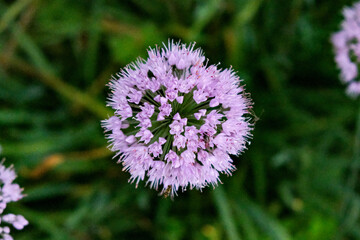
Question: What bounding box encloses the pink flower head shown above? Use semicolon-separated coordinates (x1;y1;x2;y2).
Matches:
149;137;166;157
165;150;181;168
173;134;186;150
331;2;360;98
102;40;253;197
185;126;199;140
0;160;28;238
169;113;187;135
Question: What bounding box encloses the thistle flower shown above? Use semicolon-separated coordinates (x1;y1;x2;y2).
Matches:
331;1;360;98
102;41;253;197
0;160;28;240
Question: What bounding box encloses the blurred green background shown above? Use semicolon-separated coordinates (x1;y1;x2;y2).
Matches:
1;0;360;239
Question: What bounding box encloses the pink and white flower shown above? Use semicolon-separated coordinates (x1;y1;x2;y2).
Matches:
0;161;28;239
102;41;253;197
332;2;360;97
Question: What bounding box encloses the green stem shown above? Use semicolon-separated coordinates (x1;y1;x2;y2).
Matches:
160;135;173;161
143;92;160;107
149;120;170;134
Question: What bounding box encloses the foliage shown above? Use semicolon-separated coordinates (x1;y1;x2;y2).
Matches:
0;0;359;239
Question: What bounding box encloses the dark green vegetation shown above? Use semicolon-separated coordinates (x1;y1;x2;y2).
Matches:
1;0;360;239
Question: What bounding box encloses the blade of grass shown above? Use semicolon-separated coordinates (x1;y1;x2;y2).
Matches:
233;201;259;240
11;205;73;240
83;0;102;82
212;186;242;240
72;65;116;113
225;0;263;67
0;0;33;33
336;101;360;238
253;156;266;204
189;0;221;41
234;0;263;26
240;198;291;240
0;56;111;119
2;1;37;59
13;24;54;73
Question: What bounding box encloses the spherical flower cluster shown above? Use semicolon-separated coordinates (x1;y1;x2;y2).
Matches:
0;160;28;240
102;41;253;197
331;1;360;98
